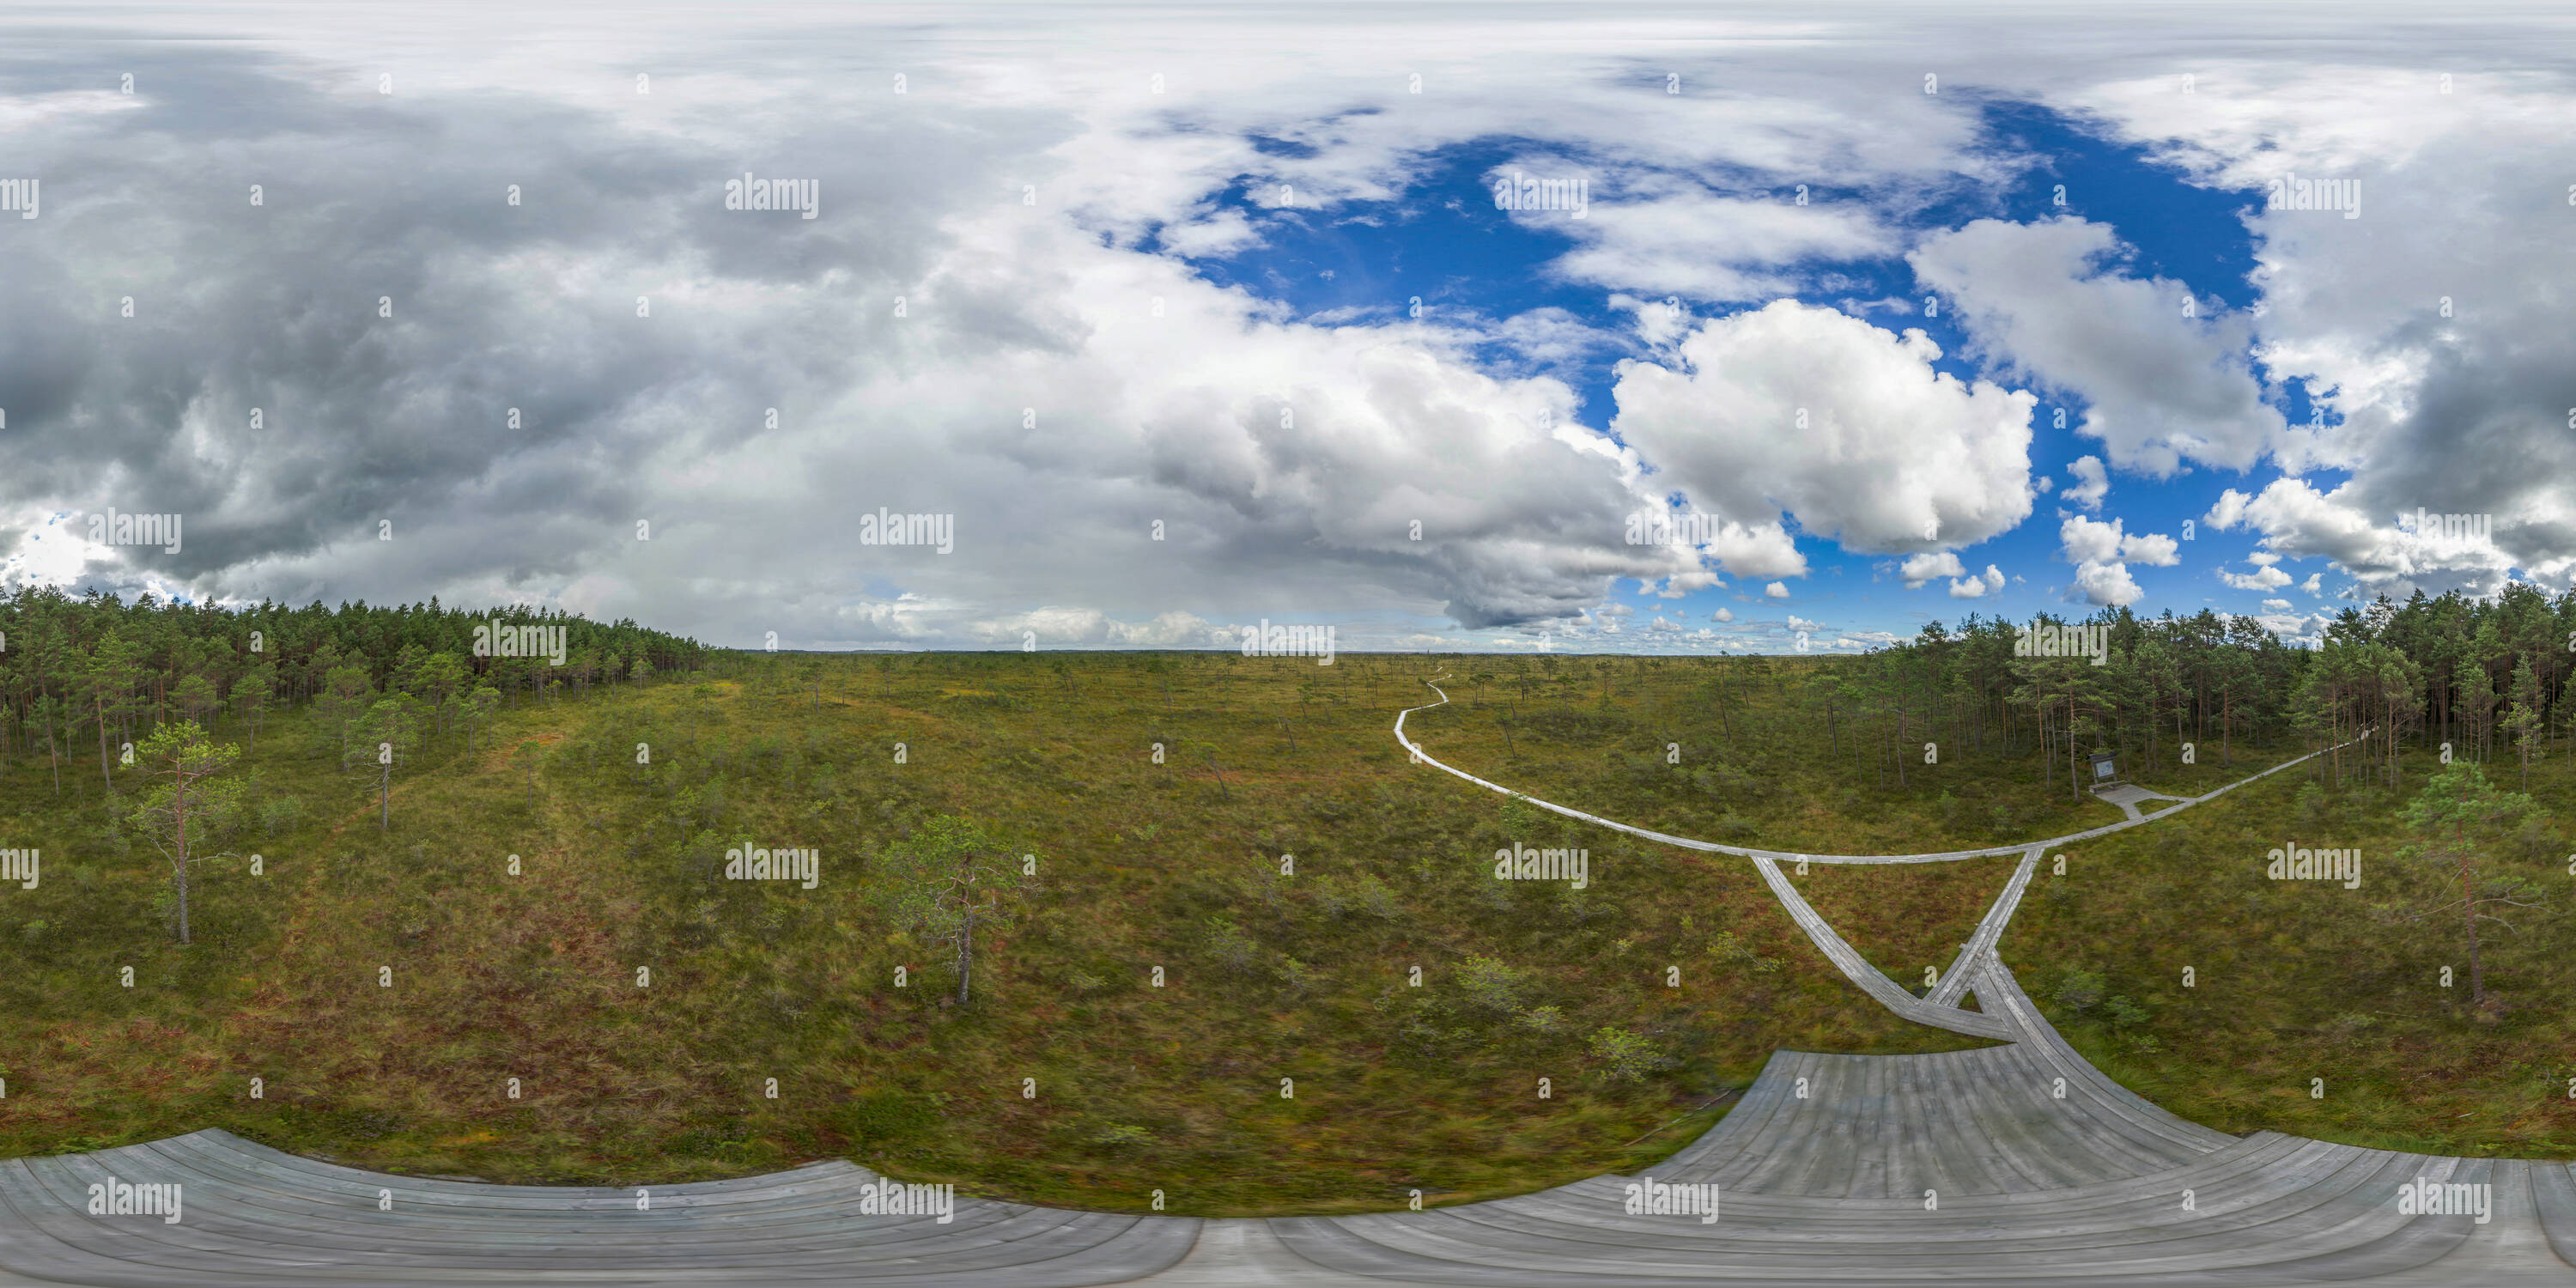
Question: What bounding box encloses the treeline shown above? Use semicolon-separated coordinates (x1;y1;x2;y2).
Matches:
1829;583;2576;798
0;586;707;791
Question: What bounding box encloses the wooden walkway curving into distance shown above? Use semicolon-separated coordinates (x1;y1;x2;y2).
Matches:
0;683;2561;1284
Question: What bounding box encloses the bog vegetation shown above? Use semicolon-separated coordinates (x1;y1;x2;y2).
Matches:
0;586;2568;1212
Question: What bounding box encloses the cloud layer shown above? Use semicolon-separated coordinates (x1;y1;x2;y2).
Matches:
4;6;2571;651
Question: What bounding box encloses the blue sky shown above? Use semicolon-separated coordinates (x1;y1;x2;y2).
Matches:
4;8;2567;653
1159;99;2352;651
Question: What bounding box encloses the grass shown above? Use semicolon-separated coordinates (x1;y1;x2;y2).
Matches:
2008;744;2576;1159
1;650;2565;1216
0;653;1971;1215
1789;857;2022;995
1405;655;2573;1159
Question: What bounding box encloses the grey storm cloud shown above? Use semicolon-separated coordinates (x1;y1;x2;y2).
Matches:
0;45;1072;604
6;4;2573;647
0;38;1696;641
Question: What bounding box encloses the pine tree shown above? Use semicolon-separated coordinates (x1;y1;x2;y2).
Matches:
2399;763;2547;1008
2504;657;2543;793
130;721;246;945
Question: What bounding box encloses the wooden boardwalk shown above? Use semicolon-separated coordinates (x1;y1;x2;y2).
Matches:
1390;675;2354;865
0;689;2561;1283
1252;956;2576;1285
8;970;2570;1286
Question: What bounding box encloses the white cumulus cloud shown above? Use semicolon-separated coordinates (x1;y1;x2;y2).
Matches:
1908;216;2286;476
1950;564;2007;598
2063;454;2110;511
1610;300;2037;556
1900;550;1967;588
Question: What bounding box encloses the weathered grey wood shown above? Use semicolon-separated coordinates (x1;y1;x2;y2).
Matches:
2091;785;2186;822
1392;677;2369;865
0;1138;1200;1285
1750;854;2017;1039
1233;969;2566;1285
2538;1163;2576;1267
0;691;2546;1285
17;1115;2564;1287
1925;846;2038;1008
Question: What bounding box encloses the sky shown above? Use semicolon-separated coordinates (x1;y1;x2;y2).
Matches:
3;1;2573;654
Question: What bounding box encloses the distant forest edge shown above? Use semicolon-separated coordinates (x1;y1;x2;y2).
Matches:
0;583;2568;1195
3;584;2571;797
0;588;709;786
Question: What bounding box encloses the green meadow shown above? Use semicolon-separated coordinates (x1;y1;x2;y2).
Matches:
3;632;2569;1215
